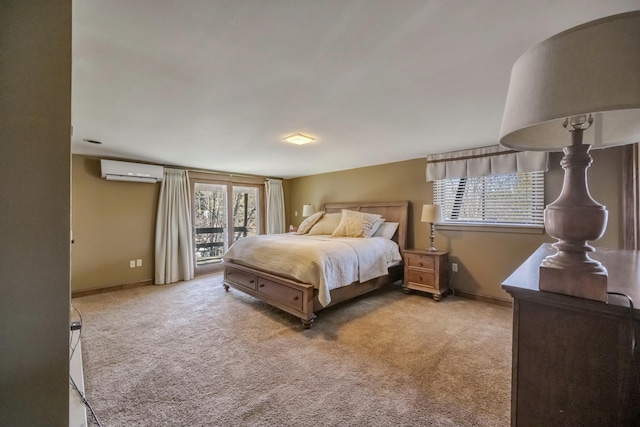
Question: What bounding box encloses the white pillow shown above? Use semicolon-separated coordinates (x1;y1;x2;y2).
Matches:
308;212;342;235
331;209;383;238
373;222;399;240
296;211;324;235
365;218;385;237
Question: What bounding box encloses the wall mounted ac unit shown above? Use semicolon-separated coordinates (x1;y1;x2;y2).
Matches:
100;159;164;183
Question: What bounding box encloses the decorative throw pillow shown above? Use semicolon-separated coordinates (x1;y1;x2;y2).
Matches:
308;212;342;235
295;211;324;235
373;222;399;239
331;209;383;238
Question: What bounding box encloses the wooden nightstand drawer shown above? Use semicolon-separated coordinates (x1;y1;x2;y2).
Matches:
257;278;304;311
407;255;435;270
224;267;257;291
402;249;449;301
407;269;435;288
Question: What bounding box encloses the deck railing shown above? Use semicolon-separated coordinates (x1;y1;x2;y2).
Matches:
194;226;249;265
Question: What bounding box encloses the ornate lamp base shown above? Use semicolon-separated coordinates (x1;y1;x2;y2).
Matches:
539;265;607;301
427;222;437;251
538;128;608;302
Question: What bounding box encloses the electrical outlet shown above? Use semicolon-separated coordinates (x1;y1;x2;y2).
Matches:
451;262;458;272
129;260;136;268
136;259;142;267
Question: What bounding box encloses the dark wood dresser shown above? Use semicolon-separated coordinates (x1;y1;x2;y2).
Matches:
502;243;640;426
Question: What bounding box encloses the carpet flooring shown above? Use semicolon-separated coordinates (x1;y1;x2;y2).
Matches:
73;273;512;426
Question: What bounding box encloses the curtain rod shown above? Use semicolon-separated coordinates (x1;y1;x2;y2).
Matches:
169;165;282;181
80;154;283;180
83;155;282;180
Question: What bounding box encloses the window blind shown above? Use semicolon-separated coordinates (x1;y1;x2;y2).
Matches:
433;171;545;226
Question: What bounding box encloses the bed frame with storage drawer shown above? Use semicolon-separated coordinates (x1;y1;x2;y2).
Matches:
222;201;409;328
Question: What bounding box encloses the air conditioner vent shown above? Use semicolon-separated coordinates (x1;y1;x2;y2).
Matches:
100;159;163;183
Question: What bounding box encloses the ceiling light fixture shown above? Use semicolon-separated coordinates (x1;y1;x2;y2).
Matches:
283;133;316;145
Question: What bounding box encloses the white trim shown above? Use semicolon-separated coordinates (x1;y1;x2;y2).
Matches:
436;222;545;234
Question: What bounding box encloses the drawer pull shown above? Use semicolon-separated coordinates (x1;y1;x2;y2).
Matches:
259;283;264;287
418;262;424;267
418;276;423;281
293;296;299;301
250;280;255;284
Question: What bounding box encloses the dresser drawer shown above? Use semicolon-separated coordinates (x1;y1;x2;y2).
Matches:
407;269;436;288
407;255;435;270
257;278;304;311
225;267;257;291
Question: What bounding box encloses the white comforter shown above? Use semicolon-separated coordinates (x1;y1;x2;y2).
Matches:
223;234;402;307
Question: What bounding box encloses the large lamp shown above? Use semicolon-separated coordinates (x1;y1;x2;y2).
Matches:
499;11;640;301
421;204;442;252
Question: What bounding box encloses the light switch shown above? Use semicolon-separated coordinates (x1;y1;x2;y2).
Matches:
136;259;142;267
129;260;135;268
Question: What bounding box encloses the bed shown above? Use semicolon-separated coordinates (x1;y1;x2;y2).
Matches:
222;201;409;328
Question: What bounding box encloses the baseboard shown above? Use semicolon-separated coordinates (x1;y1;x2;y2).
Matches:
72;279;152;298
70;279;513;308
452;289;513;308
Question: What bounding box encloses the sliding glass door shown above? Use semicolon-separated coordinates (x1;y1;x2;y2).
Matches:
193;183;227;270
192;181;261;274
231;186;260;241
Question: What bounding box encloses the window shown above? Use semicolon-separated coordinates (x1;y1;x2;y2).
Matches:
433;171;544;227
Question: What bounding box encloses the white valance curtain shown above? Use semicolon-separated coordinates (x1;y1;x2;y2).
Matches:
426;145;548;182
155;168;194;285
265;178;285;234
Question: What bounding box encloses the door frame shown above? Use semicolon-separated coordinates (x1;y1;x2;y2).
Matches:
190;176;265;276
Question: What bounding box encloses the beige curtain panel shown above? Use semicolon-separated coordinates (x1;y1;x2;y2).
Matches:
426;145;548;182
265;178;286;234
155;168;195;284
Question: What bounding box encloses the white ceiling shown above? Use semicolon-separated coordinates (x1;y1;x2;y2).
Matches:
71;0;640;178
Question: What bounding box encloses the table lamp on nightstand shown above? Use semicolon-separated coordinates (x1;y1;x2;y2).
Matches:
421;204;442;252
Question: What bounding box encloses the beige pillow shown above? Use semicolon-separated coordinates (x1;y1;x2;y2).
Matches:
308;212;342;235
296;211;324;235
331;209;383;238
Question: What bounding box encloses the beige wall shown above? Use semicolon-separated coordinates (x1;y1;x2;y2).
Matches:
73;145;623;302
72;155;160;291
71;156;272;291
286;147;623;302
0;1;71;425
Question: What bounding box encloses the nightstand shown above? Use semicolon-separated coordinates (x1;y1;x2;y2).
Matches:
402;249;449;301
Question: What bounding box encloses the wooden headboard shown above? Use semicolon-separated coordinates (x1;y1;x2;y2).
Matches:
321;201;409;251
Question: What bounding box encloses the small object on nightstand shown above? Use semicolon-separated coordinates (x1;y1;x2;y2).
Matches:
421;204;442;251
402;249;449;301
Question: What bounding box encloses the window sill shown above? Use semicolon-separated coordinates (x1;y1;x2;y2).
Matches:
435;223;545;235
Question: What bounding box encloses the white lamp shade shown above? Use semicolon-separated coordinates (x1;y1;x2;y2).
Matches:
421;204;442;223
302;204;315;217
499;11;640;151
